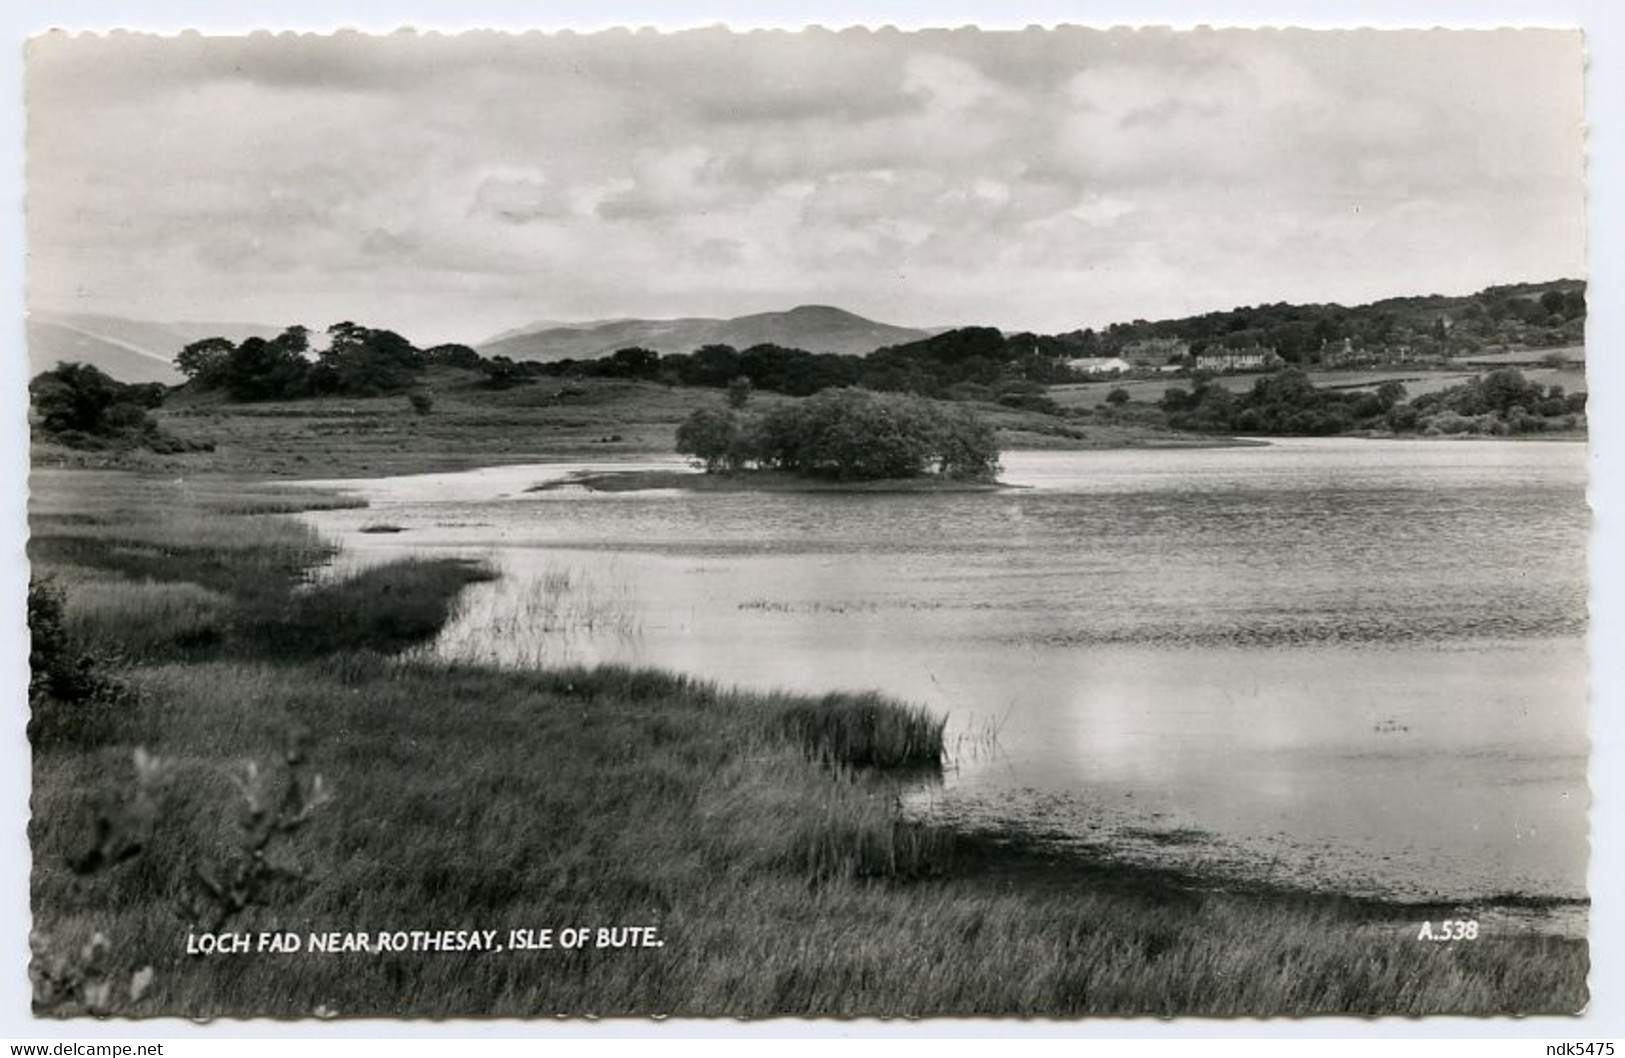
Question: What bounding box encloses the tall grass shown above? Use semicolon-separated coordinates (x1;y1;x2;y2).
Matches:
237;558;495;660
30;654;1589;1017
780;691;947;769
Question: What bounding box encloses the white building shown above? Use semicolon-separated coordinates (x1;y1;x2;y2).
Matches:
1066;356;1132;375
1194;346;1278;372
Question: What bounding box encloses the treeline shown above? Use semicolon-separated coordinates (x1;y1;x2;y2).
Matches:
539;326;1078;403
169;320;1072;411
175;323;491;400
1066;279;1586;363
676;387;1001;482
1158;367;1586;436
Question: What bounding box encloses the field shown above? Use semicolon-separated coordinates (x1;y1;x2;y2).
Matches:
25;463;1590;1018
29;367;1231;481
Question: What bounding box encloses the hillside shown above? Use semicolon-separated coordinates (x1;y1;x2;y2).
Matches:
27;311;281;384
478;305;930;362
1063;278;1587;364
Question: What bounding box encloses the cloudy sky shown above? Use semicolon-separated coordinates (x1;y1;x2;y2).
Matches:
25;27;1585;344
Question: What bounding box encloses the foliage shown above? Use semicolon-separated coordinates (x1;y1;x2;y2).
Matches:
1158;366;1581;437
29;362;184;450
176;323;428;401
677;390;1002;480
181;733;334;932
27;574;133;749
1069;278;1585;364
675;406;749;473
309;322;423;396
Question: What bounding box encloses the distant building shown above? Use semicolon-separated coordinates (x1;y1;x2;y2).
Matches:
1195;345;1278;372
1321;338;1419;367
1121;338;1190;367
1066;356;1131;375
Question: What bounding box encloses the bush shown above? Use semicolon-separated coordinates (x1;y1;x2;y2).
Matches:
28;363;175;449
27;576;131;749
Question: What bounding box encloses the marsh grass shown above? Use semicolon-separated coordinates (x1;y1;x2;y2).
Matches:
237;558;496;661
780;691;947;769
27;467;1591;1018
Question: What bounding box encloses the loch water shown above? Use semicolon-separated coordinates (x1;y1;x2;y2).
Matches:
301;438;1589;911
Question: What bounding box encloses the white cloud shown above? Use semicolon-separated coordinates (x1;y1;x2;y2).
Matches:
24;28;1586;342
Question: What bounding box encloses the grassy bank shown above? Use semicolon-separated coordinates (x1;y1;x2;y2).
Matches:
28;467;1589;1017
30;370;1236;480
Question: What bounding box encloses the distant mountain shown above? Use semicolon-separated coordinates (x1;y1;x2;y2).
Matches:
478;305;931;362
27;311;282;385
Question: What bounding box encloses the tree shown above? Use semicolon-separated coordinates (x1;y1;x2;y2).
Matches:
175;337;235;388
422;344;484;370
605;347;660;380
932;406;1002;480
752;388;1000;482
1375;380;1408;407
1105;387;1131;406
675;407;745;472
221;330;311;401
29;363;122;435
314;323;421;396
481;356;524;390
29;362;169;446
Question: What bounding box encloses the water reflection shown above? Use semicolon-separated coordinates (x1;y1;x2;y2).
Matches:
299;439;1589;906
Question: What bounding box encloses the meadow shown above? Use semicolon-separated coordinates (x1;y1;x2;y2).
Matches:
26;467;1589;1018
28;366;1237;483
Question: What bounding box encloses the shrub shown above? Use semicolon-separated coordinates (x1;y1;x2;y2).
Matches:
27;576;132;749
28;363;176;449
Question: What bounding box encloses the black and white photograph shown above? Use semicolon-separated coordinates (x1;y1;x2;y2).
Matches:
14;14;1609;1024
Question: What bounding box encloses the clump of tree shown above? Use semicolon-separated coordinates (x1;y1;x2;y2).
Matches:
1157;366;1584;437
1403;368;1586;436
175;323;428;400
28;362;201;453
676;388;1001;482
175;327;313;400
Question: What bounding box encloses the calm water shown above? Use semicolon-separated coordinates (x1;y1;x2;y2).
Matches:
300;439;1590;910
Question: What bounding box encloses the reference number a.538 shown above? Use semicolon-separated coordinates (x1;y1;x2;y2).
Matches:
1416;919;1480;941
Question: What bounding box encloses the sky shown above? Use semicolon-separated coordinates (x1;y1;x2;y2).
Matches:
25;26;1587;345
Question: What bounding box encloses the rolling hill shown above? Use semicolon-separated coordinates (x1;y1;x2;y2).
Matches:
27;311;283;385
478;305;930;363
